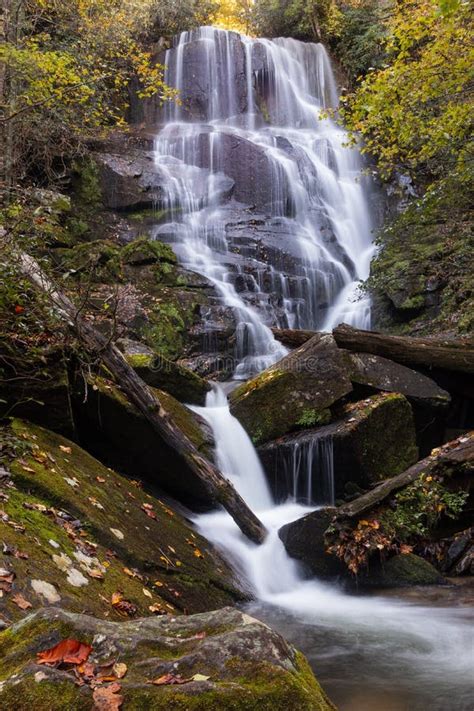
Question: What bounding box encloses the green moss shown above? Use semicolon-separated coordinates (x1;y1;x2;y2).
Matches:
72;157;102;209
0;418;241;624
296;409;331;428
369;170;474;335
120;236;177;266
0;680;89;710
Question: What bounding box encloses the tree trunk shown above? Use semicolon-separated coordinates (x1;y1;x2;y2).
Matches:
18;253;267;544
272;325;474;374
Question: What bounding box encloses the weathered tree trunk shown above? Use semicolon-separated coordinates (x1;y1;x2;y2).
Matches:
333;325;474;374
337;433;474;520
18;253;267;544
272;325;474;374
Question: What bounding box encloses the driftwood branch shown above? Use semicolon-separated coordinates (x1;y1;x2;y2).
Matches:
18;252;267;544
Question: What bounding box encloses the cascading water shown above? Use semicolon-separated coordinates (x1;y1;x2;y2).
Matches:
150;26;472;709
152;26;376;378
192;385;474;710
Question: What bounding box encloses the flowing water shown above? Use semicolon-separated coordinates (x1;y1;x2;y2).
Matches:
152;26;376;378
192;387;474;711
154;25;473;710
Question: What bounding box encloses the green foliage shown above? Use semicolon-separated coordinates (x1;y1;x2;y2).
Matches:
341;0;473;181
2;0;176;185
332;1;387;85
381;473;468;541
327;471;468;574
253;0;341;41
296;408;331;427
150;0;218;37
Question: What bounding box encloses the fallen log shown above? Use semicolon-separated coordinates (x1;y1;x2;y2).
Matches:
337;432;474;520
334;324;474;375
18;252;267;544
272;325;474;375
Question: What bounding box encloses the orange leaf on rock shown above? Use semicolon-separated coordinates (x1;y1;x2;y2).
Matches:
92;682;123;710
37;639;92;666
151;673;188;686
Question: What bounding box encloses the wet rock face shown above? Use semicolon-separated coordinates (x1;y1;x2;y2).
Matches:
229;334;353;444
258;393;419;501
95;151;166;210
0;607;335;711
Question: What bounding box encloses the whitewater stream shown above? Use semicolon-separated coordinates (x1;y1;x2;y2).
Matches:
152;26;473;710
192;387;474;711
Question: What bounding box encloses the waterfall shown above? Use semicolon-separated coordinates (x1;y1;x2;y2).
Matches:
152;26;376;378
192;386;473;706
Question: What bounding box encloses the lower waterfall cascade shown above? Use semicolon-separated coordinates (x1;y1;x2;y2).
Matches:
192;386;474;710
151;25;377;378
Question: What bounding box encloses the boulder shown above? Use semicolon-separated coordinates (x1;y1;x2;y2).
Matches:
279;508;347;580
0;606;335;711
0;419;244;625
117;339;210;405
229;334;353;444
357;554;445;588
73;376;216;509
348;351;451;454
94;151;166;210
259;393;419;501
348;352;451;408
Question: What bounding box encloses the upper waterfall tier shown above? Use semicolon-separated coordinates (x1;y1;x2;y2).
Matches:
144;26;377;378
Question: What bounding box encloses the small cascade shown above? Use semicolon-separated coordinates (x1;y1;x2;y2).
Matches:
151;25;377;378
287;435;334;506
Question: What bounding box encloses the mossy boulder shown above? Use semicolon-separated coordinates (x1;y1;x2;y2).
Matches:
357;553;445;588
259;393;419;501
0;418;243;626
0;606;335;710
229;334;353;444
72;376;215;509
118;339;210;405
119;236;177;267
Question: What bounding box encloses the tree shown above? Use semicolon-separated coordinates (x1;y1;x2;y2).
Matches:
341;0;473;181
0;0;175;190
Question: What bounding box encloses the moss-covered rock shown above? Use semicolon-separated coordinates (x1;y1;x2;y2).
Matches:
358;553;445;588
118;339;210;405
0;607;335;710
259;393;419;501
72;376;215;508
229;334;353;444
120;236;177;267
0;419;243;626
369;171;474;336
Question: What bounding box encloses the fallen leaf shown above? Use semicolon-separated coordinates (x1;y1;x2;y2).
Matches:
59;445;72;454
88;568;105;580
150;673;188;686
111;592;137;617
148;603;166;615
109;528;124;540
142;587;152;598
96;477;106;483
92;682;123;710
112;663;127;679
153;580;164;587
192;673;210;682
11;593;32;610
37;639;92;666
193;548;204;559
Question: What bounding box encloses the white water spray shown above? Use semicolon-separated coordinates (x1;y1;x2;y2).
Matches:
153;26;376;378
